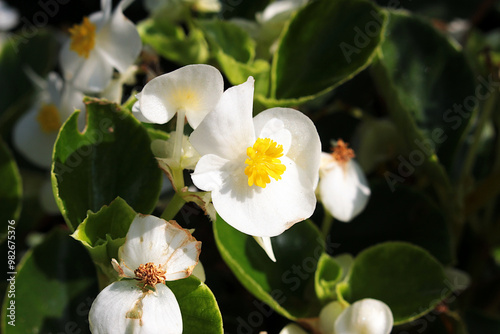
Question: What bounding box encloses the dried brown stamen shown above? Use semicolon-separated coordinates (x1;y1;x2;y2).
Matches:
331;139;355;163
134;262;166;288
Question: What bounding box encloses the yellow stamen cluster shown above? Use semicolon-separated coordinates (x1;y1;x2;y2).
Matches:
69;17;96;59
331;139;355;163
244;138;286;188
134;262;166;288
36;104;61;133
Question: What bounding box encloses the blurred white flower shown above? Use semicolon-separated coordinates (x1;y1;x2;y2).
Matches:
190;77;321;261
89;215;201;334
13;72;84;169
319;140;370;222
0;0;18;31
132;64;223;129
280;299;393;334
60;0;141;92
100;65;138;103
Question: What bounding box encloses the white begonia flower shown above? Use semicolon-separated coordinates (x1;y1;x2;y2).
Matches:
319;140;370;222
189;77;321;255
59;0;141;92
89;215;201;334
13;72;84;169
0;0;19;31
279;323;308;334
132;64;224;129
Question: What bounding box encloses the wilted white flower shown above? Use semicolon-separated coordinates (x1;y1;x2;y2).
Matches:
60;0;141;92
190;77;321;261
13;72;84;169
319;139;370;222
89;215;201;333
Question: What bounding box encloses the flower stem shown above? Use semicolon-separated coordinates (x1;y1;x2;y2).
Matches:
321;210;334;238
161;192;187;221
172;108;186;164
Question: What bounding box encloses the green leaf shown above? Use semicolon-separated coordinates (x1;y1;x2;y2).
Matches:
52;98;162;230
213;216;325;320
0;30;58;116
314;253;342;304
199;20;271;96
0;139;21;239
167;276;223;334
72;197;137;283
270;0;387;104
1;227;98;334
371;11;477;171
329;182;453;265
138;18;209;65
338;242;450;325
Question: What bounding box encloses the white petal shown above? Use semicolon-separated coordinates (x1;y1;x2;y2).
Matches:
190;77;255;160
191;154;231;192
253;236;276;262
60;43;113;92
89;280;182;334
13;106;57;169
119;215;201;280
138;64;224;126
319;159;370;222
132;98;155;123
95;3;141;74
258;0;306;24
58;83;85;120
334;299;393;334
319;301;344;334
208;156;316;237
279;323;308;334
253;108;321;188
257;118;292;155
0;1;19;31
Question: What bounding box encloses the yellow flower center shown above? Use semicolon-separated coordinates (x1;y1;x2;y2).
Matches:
69;17;96;59
134;262;166;288
36;104;61;133
244;138;286;188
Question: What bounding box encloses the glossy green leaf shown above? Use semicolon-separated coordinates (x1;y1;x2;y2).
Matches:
329;182;453;265
314;253;342;304
213;216;325;320
371;11;477;171
138;18;209;65
270;0;386;104
338;242;450;325
199;20;271;96
1;227;98;333
52;98;162;230
0;139;21;239
72;197;137;283
167;275;223;334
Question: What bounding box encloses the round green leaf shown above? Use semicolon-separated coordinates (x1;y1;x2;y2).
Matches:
52;98;162;230
371;11;477;170
271;0;387;102
329;182;452;265
339;242;450;325
0;139;21;239
1;227;98;333
213;216;325;320
167;275;223;334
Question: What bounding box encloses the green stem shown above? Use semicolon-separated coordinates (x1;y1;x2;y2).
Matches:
321;210;334;238
161;192;187;221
